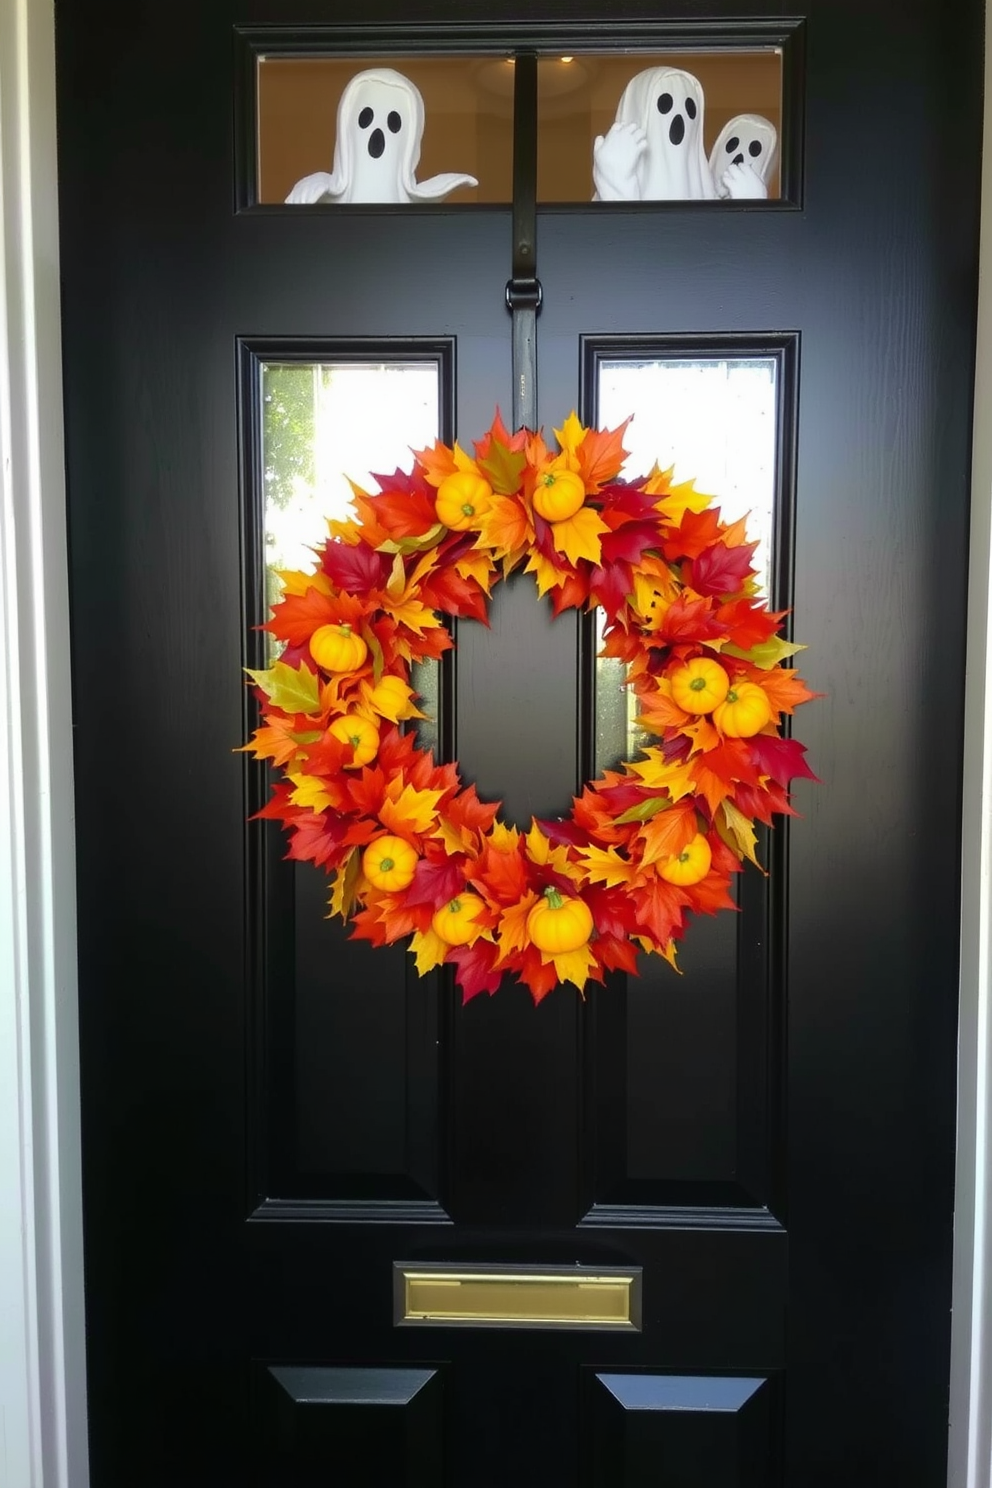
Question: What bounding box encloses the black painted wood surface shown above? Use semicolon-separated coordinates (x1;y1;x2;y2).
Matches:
56;2;982;1484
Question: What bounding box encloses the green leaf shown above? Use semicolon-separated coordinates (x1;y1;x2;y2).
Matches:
477;439;527;495
614;795;671;826
362;623;385;685
245;660;320;715
722;636;807;670
377;523;446;555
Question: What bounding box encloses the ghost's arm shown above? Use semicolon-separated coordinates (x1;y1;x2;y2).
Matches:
592;122;646;202
285;171;344;204
719;162;768;201
407;172;479;201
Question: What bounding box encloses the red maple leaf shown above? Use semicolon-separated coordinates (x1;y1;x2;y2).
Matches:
717;599;783;651
265;585;340;647
550;572;590;616
322;540;391;596
364;484;439;538
516;947;560;1004
633;877;689;947
404;855;467;908
746;735;819;786
593;934;640;975
419;567;490;624
654;594;726;645
689;540;758;599
444;784;501;838
286;810;348;868
450;939;503;1002
469;839;529;904
588;560;633;620
663;508;725;560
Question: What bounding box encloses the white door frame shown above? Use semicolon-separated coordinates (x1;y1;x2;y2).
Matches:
1;1;989;1483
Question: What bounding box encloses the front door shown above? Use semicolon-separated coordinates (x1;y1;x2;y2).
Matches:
57;2;982;1484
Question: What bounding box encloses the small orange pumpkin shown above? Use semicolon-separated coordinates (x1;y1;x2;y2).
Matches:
431;893;487;946
328;713;379;768
435;471;493;531
362;835;418;892
659;833;712;887
670;657;730;715
526;887;594;954
310;622;368;674
713;681;772;738
532;467;587;522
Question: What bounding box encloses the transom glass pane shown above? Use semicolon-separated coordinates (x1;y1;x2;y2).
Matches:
538;51;782;203
257;57;513;204
594;356;778;771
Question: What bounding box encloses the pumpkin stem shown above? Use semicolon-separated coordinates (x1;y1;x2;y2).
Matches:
543;886;565;910
380;857;394;873
339;623;352;635
448;897;462;913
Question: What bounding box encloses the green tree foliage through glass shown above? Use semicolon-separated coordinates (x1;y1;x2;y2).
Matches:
263;364;316;511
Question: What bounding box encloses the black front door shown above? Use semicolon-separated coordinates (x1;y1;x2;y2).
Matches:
57;2;981;1484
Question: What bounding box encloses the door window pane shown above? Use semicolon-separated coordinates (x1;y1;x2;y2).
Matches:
261;360;442;742
257;56;513;204
594;356;778;770
538;51;782;203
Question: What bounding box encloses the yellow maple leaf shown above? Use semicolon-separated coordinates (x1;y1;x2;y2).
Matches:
575;843;637;887
381;595;445;635
489;822;521;853
274;567;333;599
455;549;498;591
379;781;445;837
553;410;587;466
524;823;579;880
549;506;610;567
646;471;714;524
409;926;450;976
494;892;540;962
629;749;697;800
544;943;599;992
287;772;334;812
718;798;764;869
328;850;360;920
524;549;571;596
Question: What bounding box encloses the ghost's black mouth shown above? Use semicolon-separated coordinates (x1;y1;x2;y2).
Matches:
669;114;685;146
368;128;385;159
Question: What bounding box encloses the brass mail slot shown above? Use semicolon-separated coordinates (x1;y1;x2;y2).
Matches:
394;1263;642;1331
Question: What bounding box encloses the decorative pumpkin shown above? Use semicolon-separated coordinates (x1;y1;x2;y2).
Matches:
713;681;772;738
659;833;713;886
362;834;418;892
243;410;818;1003
670;657;730;715
434;470;493;530
532;466;586;522
310;622;368;674
431;894;487;946
526;887;595;954
328;713;379;767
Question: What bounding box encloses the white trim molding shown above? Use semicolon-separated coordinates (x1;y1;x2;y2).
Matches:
949;9;992;1485
0;0;88;1484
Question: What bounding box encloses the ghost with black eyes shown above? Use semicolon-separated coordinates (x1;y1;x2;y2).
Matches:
593;67;716;201
709;114;779;200
285;67;478;205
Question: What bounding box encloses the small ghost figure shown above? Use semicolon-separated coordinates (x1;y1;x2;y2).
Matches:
709;114;779;200
285;67;478;205
593;67;716;201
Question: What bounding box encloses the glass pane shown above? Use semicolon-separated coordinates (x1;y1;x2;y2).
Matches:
594;356;778;771
261;360;441;744
257;56;513;204
538;51;782;203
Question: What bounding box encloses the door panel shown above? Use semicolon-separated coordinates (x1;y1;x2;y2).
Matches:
56;3;981;1485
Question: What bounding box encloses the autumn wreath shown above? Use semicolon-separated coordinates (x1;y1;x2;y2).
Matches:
243;412;816;1003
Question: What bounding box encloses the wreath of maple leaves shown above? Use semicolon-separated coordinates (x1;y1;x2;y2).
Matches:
243;411;817;1003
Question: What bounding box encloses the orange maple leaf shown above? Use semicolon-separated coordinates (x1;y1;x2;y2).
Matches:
577;420;630;490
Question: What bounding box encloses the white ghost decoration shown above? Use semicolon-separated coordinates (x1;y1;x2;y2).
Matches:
285;67;478;205
709;114;779;201
593;67;716;202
